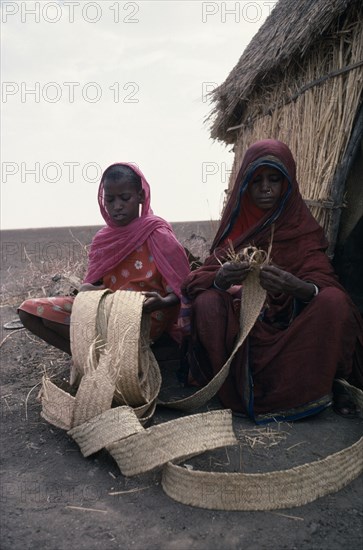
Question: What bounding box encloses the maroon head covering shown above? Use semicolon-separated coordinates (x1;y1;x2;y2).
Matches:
212;139;321;250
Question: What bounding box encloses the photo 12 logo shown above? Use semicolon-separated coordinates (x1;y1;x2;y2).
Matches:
1;481;103;504
1;1;140;24
202;162;232;185
1;81;140;104
1;239;89;266
1;160;140;185
2;161;102;184
202;1;276;23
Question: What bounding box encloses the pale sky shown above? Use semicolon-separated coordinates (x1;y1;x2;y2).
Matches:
1;0;276;229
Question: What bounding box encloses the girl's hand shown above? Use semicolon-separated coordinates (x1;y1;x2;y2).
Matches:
142;291;179;313
78;283;106;293
214;261;251;290
259;265;316;301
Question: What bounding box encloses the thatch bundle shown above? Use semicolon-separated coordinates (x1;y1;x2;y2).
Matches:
209;0;363;253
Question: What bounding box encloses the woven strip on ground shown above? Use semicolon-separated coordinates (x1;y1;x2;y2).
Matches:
69;406;144;457
40;373;363;511
161;436;363;511
107;410;237;476
40;377;75;431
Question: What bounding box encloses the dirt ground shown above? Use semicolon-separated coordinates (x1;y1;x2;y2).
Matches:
1;225;362;550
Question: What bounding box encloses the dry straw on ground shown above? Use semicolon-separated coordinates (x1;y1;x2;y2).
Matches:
241;426;290;449
1;230;88;308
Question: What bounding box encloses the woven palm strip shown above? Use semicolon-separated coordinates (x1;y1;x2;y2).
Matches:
161;267;266;410
162;436;363;511
72;352;116;427
40;377;75;431
107;410;237;477
70;290;160;423
106;291;161;407
69;406;144;457
101;291;161;423
70;288;111;379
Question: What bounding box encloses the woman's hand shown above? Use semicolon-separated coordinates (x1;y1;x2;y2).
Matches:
259;265;316;301
142;291;179;313
78;283;106;293
214;261;251;290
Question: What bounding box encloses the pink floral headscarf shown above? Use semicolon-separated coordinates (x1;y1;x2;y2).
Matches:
84;163;190;298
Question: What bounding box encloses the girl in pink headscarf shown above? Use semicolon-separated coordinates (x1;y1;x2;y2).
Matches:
18;163;190;354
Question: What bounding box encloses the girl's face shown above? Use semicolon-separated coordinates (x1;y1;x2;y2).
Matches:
103;177;144;226
248;167;284;210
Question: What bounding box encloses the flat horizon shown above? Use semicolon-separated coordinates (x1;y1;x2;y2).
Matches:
1;220;219;232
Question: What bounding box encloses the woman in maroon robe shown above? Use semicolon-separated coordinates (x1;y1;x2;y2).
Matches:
182;140;362;423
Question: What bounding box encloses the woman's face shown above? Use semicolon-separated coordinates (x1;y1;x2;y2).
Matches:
248;167;284;210
103;177;144;226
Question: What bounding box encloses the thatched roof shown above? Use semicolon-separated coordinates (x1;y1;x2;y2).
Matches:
210;0;361;143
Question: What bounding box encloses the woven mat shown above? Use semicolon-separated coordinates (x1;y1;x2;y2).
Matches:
39;271;363;511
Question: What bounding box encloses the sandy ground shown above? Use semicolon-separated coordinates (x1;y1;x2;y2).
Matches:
1;225;362;550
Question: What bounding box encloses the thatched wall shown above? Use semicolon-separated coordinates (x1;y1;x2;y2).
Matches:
210;0;362;142
210;0;363;254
